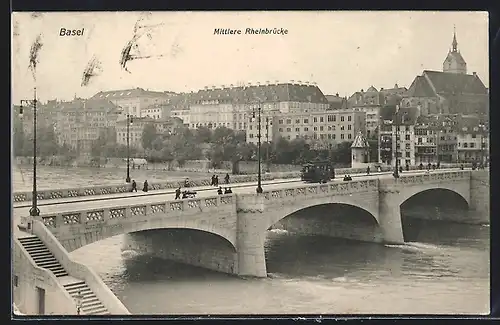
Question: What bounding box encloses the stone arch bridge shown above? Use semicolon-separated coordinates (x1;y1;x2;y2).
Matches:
28;170;488;278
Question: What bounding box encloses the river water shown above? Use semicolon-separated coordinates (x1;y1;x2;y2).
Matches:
12;166;490;315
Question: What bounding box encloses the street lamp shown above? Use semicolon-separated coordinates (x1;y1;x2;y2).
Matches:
251;105;263;194
126;114;133;183
265;117;270;173
75;290;83;315
392;112;400;179
19;87;40;217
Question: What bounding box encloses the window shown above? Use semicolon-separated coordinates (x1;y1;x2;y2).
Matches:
464;143;468;148
249;134;254;138
341;134;344;140
320;117;324;122
341;116;345;122
333;134;336;139
418;137;422;144
440;136;445;141
405;143;411;150
304;119;309;124
304;127;309;131
348;134;352;139
470;143;475;148
286;119;291;124
347;125;351;130
278;128;283;132
320;126;324;131
406;152;410;158
340;125;345;131
314;127;318;131
313;117;317;123
279;119;283;124
295;128;300;132
348;116;352;121
406;126;410;132
249;125;253;130
405;159;411;165
472;134;477;138
295;119;300;124
286;128;291;132
327;115;334;122
405;135;410;140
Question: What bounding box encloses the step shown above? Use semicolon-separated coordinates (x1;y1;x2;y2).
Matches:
82;300;105;310
18;236;39;243
34;256;58;263
63;281;86;289
52;270;69;277
83;305;108;315
22;242;45;248
28;250;52;257
37;262;62;269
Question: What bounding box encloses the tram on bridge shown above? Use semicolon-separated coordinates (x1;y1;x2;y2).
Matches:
300;161;334;183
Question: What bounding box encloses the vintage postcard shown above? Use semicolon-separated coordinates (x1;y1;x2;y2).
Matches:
11;11;489;316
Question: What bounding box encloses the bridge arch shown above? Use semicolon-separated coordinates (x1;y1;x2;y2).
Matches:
59;217;236;253
263;196;379;233
397;183;470;209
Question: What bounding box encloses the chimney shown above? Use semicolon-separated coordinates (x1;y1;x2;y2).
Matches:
473;72;477;76
380;87;384;91
204;86;208;90
335;93;339;97
361;89;364;92
212;85;216;89
248;82;252;86
290;80;295;84
256;82;261;86
297;80;302;84
230;84;234;88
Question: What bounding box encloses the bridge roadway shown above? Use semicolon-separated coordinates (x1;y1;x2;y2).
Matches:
12;168;461;221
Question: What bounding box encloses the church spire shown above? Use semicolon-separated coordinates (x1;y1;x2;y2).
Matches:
452;25;458;52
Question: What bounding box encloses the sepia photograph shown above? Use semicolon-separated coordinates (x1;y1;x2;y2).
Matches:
11;11;490;316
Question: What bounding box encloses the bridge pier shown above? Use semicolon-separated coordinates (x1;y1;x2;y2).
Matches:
378;193;405;245
469;170;490;224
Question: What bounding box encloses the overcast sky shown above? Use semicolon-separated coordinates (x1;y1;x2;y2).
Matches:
12;11;488;102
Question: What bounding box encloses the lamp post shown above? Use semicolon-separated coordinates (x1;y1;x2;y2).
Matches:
125;114;133;183
265;117;270;173
393;112;400;179
19;87;40;217
75;290;83;315
251;105;263;193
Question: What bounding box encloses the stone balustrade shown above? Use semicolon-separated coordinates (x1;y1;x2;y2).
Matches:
37;195;235;230
263;178;380;204
380;170;469;187
13;164;470;203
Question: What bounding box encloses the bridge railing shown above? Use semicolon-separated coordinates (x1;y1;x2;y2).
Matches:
262;178;380;202
12;166;401;203
36;194;235;230
380;170;470;186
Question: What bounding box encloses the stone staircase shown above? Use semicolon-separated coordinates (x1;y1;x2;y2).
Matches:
18;236;110;315
18;236;68;277
63;281;109;315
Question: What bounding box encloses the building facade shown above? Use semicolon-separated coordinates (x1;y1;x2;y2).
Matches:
55;99;120;154
266;109;366;148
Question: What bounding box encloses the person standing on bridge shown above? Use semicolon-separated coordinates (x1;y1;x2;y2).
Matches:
131;180;137;192
215;175;219;186
366;166;370;175
225;173;230;184
143;180;149;192
211;174;216;186
175;187;181;200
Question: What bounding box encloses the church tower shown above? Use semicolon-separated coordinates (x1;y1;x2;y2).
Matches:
443;26;467;74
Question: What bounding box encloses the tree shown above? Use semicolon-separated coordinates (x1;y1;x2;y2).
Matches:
195;126;212;143
141;123;157;151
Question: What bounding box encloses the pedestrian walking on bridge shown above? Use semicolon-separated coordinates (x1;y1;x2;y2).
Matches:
143;180;149;192
131;180;137;192
225;173;230;184
175;187;181;200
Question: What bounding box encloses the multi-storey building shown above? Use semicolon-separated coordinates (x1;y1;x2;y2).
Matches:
259;109;366;148
56;98;120;154
378;106;418;167
455;115;489;163
169;93;193;127
414;116;439;164
140;103;172;120
325;93;348;110
402;30;489;117
188;82;330;131
90;88;176;118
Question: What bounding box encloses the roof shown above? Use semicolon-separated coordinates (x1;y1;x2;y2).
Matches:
91;88;173;100
351;131;370;148
454;115;487;134
379;105;397;120
366;86;378;92
58;98;117;111
348;90;385;106
423;70;488;95
443;51;467;65
393;106;419;125
380;84;407;95
406;76;436;97
192;83;329;104
325;95;347;109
